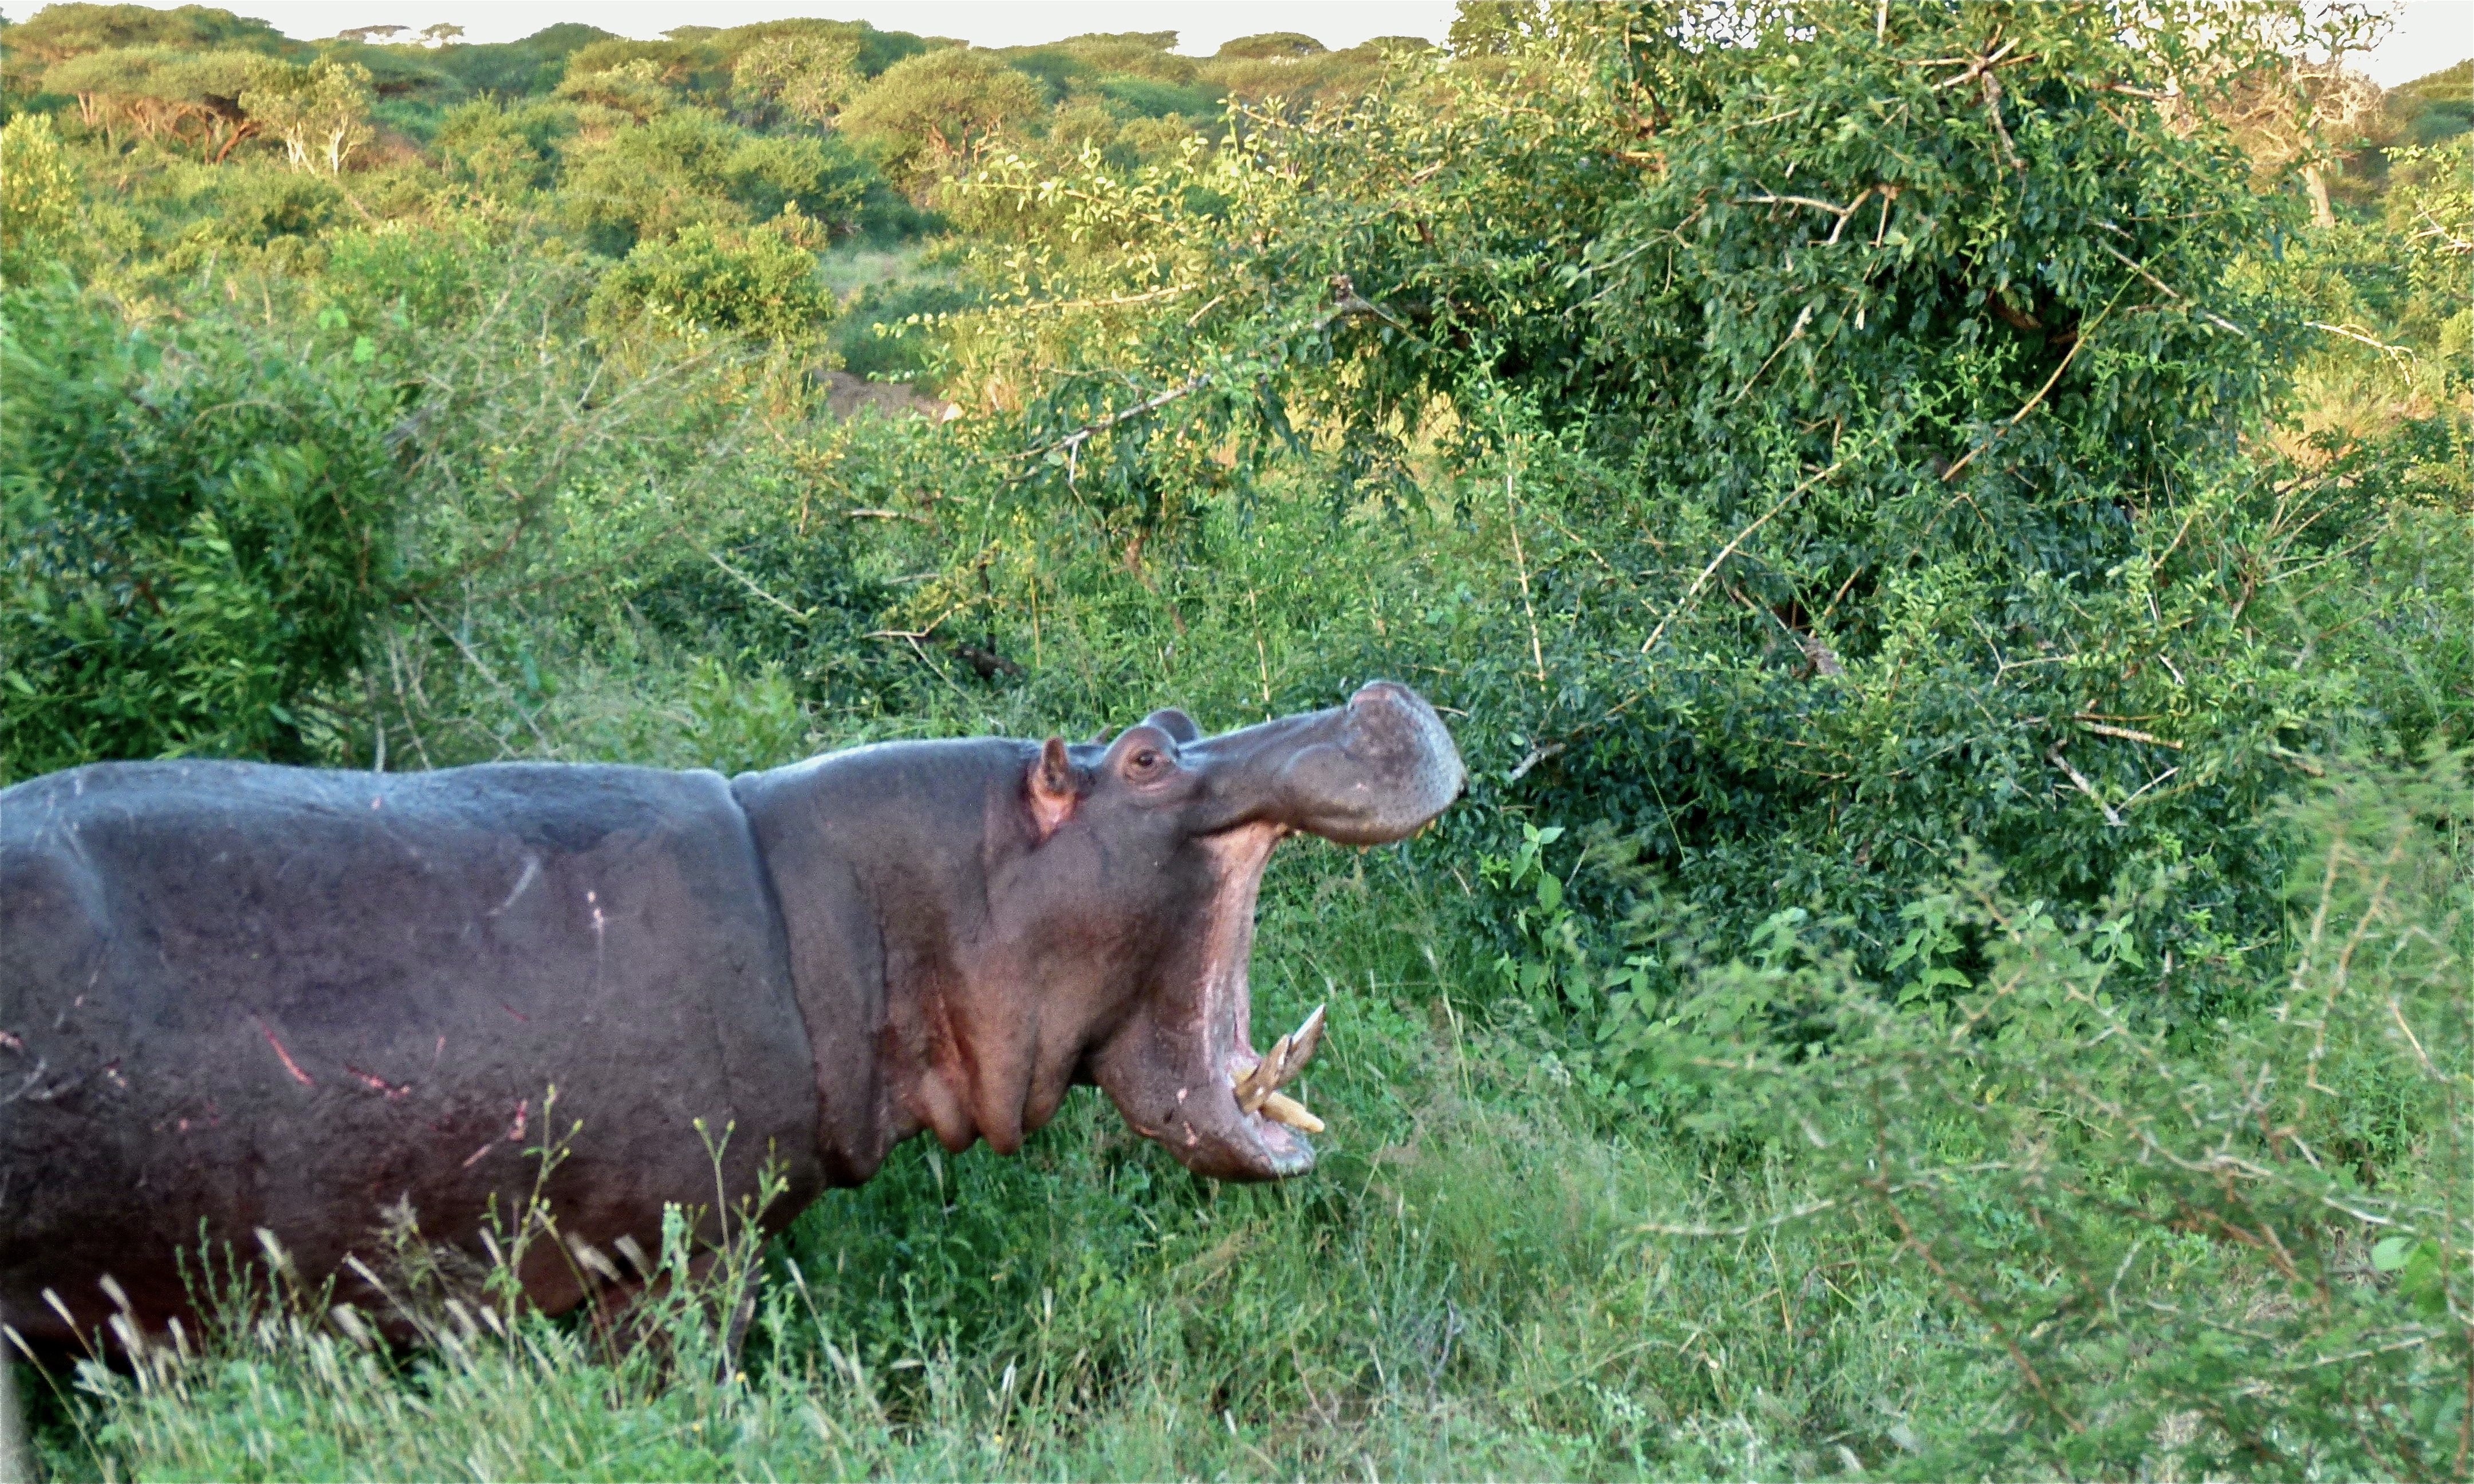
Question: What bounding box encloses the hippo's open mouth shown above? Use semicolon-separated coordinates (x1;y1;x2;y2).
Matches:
1133;816;1346;1177
1194;822;1327;1174
1086;680;1463;1181
1089;819;1331;1181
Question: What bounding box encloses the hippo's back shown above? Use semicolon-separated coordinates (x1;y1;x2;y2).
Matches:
0;759;822;1342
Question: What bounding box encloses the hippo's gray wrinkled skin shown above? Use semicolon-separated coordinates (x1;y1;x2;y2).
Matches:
0;683;1462;1344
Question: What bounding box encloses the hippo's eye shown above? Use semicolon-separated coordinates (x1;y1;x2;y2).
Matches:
1124;745;1173;780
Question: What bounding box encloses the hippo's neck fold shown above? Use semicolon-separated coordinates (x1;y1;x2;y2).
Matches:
732;763;900;1185
731;740;1026;1185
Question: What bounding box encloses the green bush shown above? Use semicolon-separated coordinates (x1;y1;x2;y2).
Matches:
422;23;616;100
838;48;1045;194
434;99;572;195
728;31;861;128
1605;753;2474;1478
587;220;834;339
0;112;82;269
1;2;296;101
0;277;404;779
559;108;877;254
946;0;2401;1017
158;167;347;275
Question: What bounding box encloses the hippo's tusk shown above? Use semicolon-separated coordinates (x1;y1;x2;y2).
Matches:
1259;1092;1324;1134
1262;1031;1294;1094
1234;1032;1289;1113
1278;1005;1325;1089
1232;1005;1330;1124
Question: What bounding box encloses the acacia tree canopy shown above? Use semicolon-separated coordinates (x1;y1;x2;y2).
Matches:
836;46;1044;192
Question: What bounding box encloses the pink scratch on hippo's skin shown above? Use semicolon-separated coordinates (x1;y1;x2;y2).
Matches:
346;1065;411;1099
461;1098;530;1169
255;1017;316;1087
0;1029;22;1053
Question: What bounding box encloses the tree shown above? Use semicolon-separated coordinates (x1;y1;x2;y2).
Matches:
241;57;376;176
684;18;931;82
3;2;294;97
952;0;2377;1007
1214;32;1325;59
731;31;862;127
837;48;1043;193
42;47;264;159
434;97;569;194
555;56;680;121
2215;62;2389;226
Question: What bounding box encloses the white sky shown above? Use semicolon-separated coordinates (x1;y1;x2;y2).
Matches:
2359;0;2474;85
15;0;2471;81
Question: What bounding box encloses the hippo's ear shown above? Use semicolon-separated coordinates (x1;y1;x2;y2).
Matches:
1028;736;1082;841
1139;708;1201;745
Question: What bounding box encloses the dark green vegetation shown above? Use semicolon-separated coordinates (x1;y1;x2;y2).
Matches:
4;1;2471;1478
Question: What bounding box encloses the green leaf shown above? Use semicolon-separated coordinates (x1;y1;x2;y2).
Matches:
2370;1235;2415;1272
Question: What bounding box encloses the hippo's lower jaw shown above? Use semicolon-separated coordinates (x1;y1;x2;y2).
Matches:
1090;820;1335;1181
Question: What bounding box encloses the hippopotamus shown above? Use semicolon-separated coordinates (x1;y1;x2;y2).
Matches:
0;682;1461;1344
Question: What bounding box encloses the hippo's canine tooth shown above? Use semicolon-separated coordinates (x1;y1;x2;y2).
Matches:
1279;1005;1326;1087
1259;1092;1323;1134
1260;1033;1293;1097
1233;1033;1290;1114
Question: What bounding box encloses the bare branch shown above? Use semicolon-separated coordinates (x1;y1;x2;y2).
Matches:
1643;459;1847;654
2075;720;2183;750
2048;746;2125;827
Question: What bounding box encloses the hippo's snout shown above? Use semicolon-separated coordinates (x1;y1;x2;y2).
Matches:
1272;681;1466;846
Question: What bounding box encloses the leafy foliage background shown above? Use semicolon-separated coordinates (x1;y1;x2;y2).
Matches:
2;1;2470;1477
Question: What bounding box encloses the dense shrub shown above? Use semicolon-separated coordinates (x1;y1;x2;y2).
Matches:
838;48;1045;193
1609;755;2474;1477
559;107;875;254
0;113;82;267
943;0;2441;1021
422;22;615;99
433;97;572;195
587;218;836;338
0;277;403;778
